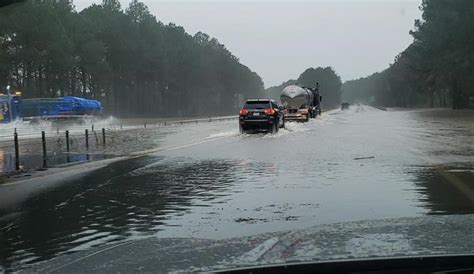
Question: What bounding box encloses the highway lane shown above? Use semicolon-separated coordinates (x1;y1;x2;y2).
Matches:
1;105;473;271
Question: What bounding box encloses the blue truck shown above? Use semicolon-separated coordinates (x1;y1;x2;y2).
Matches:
59;96;102;115
0;95;23;123
0;95;102;123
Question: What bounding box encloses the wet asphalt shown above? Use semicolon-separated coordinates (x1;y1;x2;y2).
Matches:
1;105;473;271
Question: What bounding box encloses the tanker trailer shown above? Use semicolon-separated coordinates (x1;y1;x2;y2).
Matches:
280;85;315;122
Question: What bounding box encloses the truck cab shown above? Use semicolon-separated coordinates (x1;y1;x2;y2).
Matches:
0;95;22;123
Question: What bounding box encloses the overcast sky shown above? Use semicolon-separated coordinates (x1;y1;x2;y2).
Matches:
74;0;422;87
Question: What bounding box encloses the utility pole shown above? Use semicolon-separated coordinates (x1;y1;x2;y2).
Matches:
6;85;13;122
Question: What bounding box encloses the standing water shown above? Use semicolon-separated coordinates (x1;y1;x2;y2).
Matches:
0;106;473;271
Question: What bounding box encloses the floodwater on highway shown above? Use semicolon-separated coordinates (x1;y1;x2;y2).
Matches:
0;117;185;174
0;106;473;271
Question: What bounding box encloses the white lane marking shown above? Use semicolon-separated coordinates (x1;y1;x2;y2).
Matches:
395;131;474;202
130;135;233;156
2;135;233;187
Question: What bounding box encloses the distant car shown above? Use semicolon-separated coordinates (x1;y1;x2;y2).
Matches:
239;99;284;133
341;103;350;110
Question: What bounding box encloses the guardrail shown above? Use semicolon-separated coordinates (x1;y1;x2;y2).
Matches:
0;115;238;177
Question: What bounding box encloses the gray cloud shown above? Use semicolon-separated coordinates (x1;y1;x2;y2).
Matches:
74;0;421;87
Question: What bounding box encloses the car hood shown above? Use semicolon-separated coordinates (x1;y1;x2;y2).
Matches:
30;214;474;273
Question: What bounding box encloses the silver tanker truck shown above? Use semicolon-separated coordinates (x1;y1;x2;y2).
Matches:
280;84;322;122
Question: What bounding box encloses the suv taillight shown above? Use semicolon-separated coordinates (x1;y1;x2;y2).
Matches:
239;109;249;115
264;108;275;115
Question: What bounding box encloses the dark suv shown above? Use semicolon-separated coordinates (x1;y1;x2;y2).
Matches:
239;99;284;133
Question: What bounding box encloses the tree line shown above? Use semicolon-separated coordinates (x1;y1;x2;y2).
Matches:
0;0;264;117
266;67;342;108
343;0;474;109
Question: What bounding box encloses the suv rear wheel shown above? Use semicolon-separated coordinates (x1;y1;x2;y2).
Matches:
270;122;278;134
280;118;285;129
239;124;245;134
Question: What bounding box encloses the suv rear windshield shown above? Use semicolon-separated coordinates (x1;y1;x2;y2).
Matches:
244;101;270;109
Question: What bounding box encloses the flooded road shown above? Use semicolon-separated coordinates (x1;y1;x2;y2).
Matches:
1;106;473;271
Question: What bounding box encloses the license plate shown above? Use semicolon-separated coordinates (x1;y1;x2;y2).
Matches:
253;112;260;116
